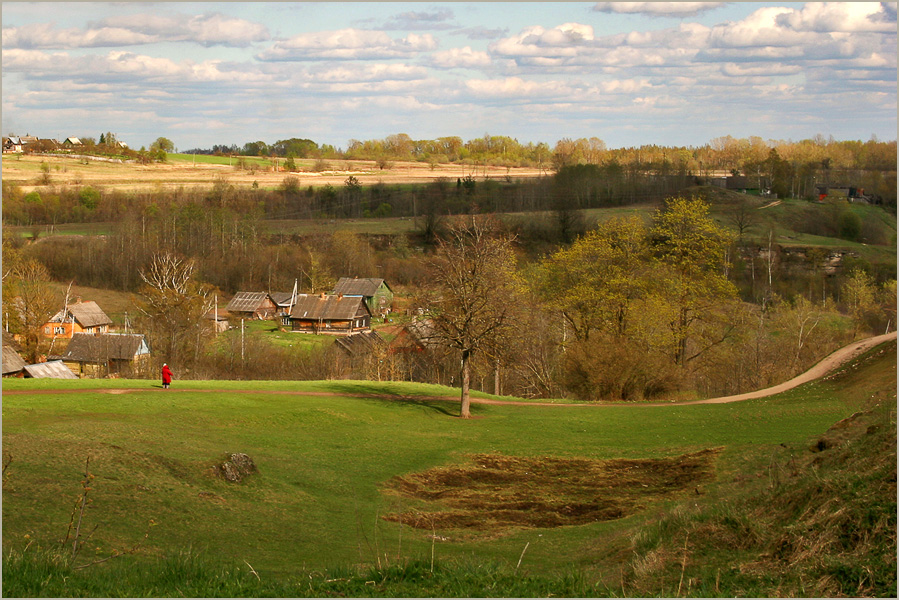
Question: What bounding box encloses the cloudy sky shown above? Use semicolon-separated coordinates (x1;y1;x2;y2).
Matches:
2;2;896;152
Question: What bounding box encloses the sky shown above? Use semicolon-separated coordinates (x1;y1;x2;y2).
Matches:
1;2;896;152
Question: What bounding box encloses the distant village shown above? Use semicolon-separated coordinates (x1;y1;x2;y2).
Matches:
2;277;441;381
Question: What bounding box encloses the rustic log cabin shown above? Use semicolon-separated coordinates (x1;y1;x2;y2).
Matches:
288;293;372;335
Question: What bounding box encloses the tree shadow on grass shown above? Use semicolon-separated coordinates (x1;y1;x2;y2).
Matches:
322;382;459;417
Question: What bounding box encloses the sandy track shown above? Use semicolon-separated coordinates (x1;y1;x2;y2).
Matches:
5;333;895;407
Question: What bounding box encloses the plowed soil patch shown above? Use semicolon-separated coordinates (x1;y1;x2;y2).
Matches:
382;449;720;535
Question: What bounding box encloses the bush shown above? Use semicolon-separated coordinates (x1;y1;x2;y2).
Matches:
561;335;684;401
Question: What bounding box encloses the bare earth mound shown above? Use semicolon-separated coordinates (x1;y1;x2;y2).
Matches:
382;449;721;536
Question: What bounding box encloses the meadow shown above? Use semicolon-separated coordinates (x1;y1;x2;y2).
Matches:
3;338;895;596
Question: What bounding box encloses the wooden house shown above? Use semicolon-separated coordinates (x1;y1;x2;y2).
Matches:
226;292;277;320
43;300;113;339
269;291;296;326
288;293;371;335
333;278;393;317
2;343;26;377
60;333;150;378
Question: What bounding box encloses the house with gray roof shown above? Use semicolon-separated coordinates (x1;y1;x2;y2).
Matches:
60;332;150;378
288;293;372;335
43;300;113;339
226;292;277;320
332;277;393;317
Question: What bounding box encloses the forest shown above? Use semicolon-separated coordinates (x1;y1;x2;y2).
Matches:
2;135;896;405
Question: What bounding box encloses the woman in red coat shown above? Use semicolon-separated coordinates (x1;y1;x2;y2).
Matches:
161;363;173;389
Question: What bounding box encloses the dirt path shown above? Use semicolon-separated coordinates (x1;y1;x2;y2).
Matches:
5;333;895;407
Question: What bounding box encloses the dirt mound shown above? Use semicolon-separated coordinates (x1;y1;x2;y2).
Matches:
382;449;721;535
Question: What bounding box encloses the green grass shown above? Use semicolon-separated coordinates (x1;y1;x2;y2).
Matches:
2;340;895;596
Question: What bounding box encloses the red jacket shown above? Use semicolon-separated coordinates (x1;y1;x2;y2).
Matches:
161;365;173;384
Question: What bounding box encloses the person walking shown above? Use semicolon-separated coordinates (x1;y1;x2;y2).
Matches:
161;363;173;389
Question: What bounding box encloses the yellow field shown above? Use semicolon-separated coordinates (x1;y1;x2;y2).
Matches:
1;153;547;193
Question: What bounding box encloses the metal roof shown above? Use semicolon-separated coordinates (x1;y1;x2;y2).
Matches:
226;292;271;313
23;360;78;379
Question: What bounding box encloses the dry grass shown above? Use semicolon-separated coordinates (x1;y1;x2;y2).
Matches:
2;154;547;194
382;449;721;537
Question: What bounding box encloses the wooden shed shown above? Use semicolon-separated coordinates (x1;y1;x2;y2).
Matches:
60;333;150;378
226;292;277;320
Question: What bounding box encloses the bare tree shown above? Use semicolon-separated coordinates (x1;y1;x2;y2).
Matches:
135;252;215;372
7;260;61;362
423;216;522;418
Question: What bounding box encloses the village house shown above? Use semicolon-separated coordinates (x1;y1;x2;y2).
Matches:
269;291;297;326
288;293;372;335
59;332;150;378
3;136;23;153
226;292;277;320
43;300;113;339
333;277;393;317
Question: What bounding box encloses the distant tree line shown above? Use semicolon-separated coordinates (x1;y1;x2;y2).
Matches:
178;133;896;205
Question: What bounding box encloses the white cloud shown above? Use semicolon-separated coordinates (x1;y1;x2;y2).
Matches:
431;46;492;69
2;13;270;49
593;2;726;17
777;2;897;34
309;63;428;83
186;13;271;47
2;22;158;48
465;76;572;99
257;29;436;61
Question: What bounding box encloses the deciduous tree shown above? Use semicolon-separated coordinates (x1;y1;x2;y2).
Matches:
423;216;523;418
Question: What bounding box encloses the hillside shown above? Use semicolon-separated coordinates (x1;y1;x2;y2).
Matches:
2;337;895;597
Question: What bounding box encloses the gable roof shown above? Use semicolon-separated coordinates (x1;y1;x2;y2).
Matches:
61;333;149;362
333;278;388;297
49;301;113;328
24;360;78;379
226;292;271;313
2;345;26;375
269;292;295;307
289;294;371;321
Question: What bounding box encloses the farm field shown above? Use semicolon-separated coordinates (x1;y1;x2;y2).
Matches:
2;337;895;597
1;153;547;194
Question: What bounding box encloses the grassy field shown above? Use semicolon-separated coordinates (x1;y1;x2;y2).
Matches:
2;338;895;597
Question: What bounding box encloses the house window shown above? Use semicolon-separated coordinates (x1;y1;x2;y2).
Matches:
54;326;65;335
